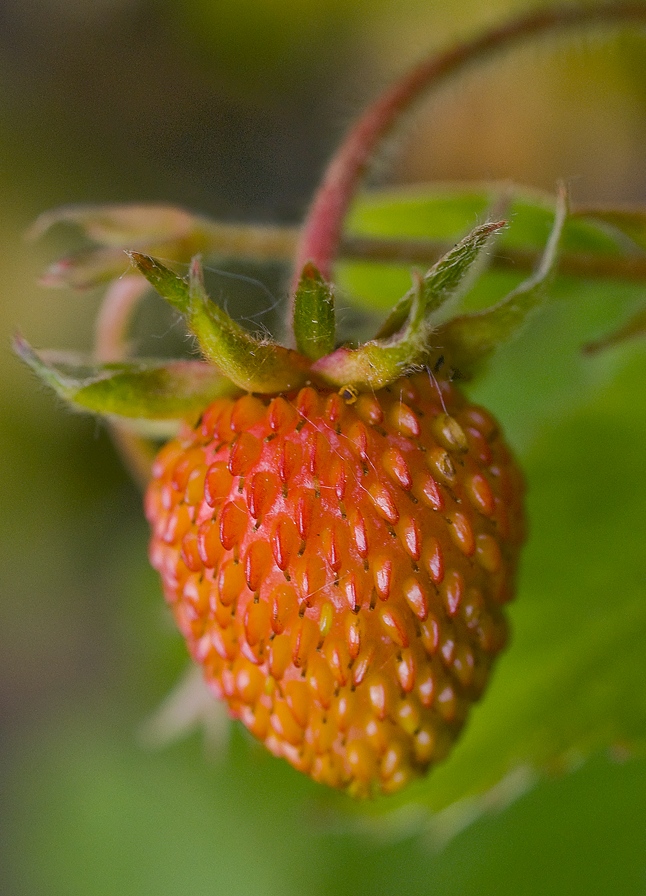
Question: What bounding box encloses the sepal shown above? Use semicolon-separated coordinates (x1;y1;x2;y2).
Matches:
375;220;506;340
432;185;568;378
292;263;336;360
13;335;233;421
311;220;505;390
129;253;311;393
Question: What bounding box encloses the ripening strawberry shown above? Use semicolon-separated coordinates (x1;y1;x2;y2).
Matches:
18;216;543;796
16;148;561;800
17;7;584;797
145;373;524;796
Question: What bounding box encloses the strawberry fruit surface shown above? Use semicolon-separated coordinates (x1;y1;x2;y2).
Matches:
145;375;524;795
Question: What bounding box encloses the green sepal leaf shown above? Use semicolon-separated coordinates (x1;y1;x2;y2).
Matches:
311;274;425;389
312;220;505;390
292;263;336;361
375;219;505;340
127;253;193;313
434;186;567;378
129;253;311;394
13;334;233;421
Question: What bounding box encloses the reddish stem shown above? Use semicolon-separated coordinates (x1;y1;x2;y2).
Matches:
94;274;158;489
291;2;646;295
95;274;149;363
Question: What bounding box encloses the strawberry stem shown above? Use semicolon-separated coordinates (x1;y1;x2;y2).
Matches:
291;2;646;298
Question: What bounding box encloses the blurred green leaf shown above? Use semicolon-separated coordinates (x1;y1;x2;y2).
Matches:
6;708;646;896
583;303;646;354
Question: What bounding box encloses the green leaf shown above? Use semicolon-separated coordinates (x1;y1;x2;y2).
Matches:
14;335;233;420
434;186;567;377
312;220;504;390
130;253;311;393
292;262;336;360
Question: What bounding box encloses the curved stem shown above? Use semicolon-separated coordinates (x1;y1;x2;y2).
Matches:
291;2;646;296
94;274;158;489
94;274;148;363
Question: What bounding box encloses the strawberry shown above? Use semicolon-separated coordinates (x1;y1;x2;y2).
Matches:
17;209;542;796
145;374;524;796
20;5;607;796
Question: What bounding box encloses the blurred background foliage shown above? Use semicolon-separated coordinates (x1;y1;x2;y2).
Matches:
2;1;646;894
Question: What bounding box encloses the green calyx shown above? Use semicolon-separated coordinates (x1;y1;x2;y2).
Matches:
312;219;507;390
17;191;569;423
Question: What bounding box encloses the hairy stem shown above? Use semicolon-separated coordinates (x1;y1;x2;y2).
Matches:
291;2;646;298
